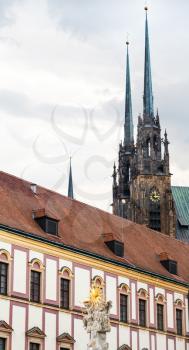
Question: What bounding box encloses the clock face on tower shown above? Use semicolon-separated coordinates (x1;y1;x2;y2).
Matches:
150;189;160;203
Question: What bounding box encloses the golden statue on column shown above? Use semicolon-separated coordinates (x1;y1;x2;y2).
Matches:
83;282;112;350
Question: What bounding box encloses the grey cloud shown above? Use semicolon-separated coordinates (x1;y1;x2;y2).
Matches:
47;0;136;40
0;0;22;26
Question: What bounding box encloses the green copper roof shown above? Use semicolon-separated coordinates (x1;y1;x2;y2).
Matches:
172;186;189;242
124;42;134;145
143;9;154;118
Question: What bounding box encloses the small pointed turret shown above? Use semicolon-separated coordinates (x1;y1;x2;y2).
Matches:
124;41;134;145
143;7;154;118
68;157;74;199
112;162;117;186
164;129;169;153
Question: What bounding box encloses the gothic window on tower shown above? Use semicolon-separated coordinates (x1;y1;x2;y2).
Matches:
153;135;158;153
146;138;151;157
149;189;161;232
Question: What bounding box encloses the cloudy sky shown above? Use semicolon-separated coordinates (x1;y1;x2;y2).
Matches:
1;0;189;212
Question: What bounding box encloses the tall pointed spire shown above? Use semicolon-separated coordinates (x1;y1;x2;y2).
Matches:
143;7;154;118
68;157;74;199
124;41;134;145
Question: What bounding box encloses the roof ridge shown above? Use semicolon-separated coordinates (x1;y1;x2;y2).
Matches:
2;171;189;248
0;171;132;225
172;185;189;189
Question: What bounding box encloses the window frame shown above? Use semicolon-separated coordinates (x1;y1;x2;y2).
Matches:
29;259;44;304
0;262;8;296
0;249;12;297
60;278;70;310
59;267;73;310
118;283;130;324
138;288;148;328
139;298;146;327
155;293;166;332
29;343;40;350
174;299;185;336
0;337;6;350
0;323;12;350
176;308;183;336
157;303;164;331
120;293;128;323
57;332;75;350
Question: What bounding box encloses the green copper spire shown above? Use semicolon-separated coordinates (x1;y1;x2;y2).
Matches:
124;41;134;145
143;7;154;118
68;158;74;199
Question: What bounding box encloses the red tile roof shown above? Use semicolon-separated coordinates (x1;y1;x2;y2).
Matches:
0;171;189;285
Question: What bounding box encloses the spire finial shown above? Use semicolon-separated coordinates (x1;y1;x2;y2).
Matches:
126;32;129;46
143;3;154;119
68;157;74;199
124;38;134;146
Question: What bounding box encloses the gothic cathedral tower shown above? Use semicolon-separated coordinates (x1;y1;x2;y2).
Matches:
112;8;176;237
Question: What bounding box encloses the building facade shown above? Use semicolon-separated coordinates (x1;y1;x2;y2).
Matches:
0;172;189;350
112;8;176;237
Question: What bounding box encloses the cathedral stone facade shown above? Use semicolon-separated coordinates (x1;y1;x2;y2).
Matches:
112;9;176;237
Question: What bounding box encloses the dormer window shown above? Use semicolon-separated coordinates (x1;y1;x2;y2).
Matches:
159;252;177;275
103;233;124;257
33;209;59;235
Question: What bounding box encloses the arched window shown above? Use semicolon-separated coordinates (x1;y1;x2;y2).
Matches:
59;267;73;310
0;249;12;296
155;293;166;331
118;284;130;324
117;345;132;350
92;275;104;288
153;135;158;153
29;259;45;304
146;138;151;157
138;288;148;327
174;299;185;336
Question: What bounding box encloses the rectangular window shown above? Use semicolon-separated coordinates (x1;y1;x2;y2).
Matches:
157;304;164;331
30;271;41;303
139;299;146;327
120;294;128;323
0;262;8;295
30;343;40;350
60;278;70;309
0;338;5;350
46;219;58;235
176;309;182;335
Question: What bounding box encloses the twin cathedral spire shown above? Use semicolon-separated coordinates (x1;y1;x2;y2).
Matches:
112;8;176;236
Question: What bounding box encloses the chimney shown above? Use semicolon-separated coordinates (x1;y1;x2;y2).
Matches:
31;183;37;195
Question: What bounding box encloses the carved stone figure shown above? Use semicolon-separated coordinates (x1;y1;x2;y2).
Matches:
83;285;112;350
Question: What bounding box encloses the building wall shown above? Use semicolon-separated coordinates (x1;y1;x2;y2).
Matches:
0;231;188;350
